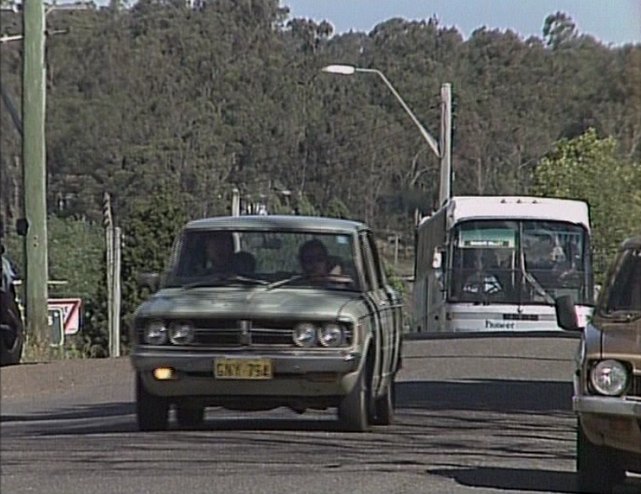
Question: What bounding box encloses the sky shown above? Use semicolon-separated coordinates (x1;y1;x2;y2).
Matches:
280;0;641;46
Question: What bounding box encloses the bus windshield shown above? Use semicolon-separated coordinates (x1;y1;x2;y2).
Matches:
448;220;592;306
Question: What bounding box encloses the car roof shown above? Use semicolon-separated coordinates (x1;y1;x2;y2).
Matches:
620;235;641;251
184;215;368;234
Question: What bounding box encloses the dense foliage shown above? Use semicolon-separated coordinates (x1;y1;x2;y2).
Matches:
532;129;641;279
1;2;639;355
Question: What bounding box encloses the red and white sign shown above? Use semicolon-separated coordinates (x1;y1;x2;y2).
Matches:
47;298;82;335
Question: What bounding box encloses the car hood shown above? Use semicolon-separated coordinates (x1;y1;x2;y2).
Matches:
586;317;641;371
134;286;365;320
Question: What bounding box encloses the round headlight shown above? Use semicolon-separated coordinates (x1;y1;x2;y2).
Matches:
590;360;629;396
293;322;317;347
144;320;167;345
168;321;195;345
319;323;344;347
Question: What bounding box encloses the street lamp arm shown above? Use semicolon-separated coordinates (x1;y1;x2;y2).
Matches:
356;68;441;158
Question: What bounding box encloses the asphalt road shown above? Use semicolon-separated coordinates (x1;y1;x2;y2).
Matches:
1;335;639;494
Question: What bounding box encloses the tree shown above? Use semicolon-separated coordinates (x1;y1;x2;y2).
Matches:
543;12;577;49
119;189;188;349
531;129;641;278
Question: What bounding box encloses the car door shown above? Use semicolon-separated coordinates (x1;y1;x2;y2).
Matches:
359;232;396;396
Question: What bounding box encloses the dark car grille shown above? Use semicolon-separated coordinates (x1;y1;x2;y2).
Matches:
137;318;353;348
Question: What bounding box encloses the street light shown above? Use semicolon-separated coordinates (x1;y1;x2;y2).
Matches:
321;64;452;207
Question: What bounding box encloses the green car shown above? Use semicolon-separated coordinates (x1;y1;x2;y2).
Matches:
130;215;403;432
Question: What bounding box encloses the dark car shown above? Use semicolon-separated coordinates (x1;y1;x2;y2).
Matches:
555;235;641;493
1;244;24;366
130;215;403;432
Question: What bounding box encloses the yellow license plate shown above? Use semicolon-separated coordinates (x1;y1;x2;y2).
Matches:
214;358;273;380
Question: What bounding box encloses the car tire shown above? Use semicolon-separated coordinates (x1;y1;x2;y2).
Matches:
576;421;626;493
371;379;394;426
0;291;24;367
338;367;371;432
176;404;205;429
136;373;169;432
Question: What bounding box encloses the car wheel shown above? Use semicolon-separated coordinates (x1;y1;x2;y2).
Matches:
136;373;169;432
176;404;205;429
0;292;24;367
338;367;371;432
371;379;394;426
576;421;626;493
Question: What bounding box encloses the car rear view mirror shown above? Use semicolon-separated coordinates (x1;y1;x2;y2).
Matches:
137;272;160;293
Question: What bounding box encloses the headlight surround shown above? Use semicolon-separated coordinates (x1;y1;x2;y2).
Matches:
318;322;344;347
168;321;195;345
144;320;167;345
293;322;317;347
589;359;629;396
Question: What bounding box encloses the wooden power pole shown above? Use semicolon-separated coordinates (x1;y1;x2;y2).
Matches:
22;0;49;347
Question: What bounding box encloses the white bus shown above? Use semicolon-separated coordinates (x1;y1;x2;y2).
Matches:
412;196;594;334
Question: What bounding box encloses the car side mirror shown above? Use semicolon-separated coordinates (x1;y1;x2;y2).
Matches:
137;272;160;293
554;295;582;331
432;249;442;269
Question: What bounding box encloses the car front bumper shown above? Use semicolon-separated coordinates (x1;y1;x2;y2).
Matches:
575;395;641;456
131;347;363;401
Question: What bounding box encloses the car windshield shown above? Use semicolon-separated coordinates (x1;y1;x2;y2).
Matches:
163;229;359;291
599;247;641;316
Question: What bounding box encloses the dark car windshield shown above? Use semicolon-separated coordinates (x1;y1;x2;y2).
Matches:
599;247;641;316
163;229;359;291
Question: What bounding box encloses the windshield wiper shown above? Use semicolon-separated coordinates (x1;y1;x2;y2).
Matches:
182;274;268;290
265;275;304;291
519;252;555;304
602;309;641;321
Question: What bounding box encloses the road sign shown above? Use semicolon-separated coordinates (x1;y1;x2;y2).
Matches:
48;307;64;346
47;298;82;335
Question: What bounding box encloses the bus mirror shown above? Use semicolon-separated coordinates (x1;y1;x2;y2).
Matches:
432;250;443;269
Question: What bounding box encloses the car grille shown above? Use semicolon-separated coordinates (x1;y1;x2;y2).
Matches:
137;318;353;348
629;374;641;398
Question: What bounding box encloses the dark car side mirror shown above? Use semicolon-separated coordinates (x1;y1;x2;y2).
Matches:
554;295;583;331
137;272;161;293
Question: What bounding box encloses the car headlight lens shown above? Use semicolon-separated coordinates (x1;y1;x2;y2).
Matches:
318;323;344;347
168;321;195;345
144;320;167;345
293;322;317;347
590;360;629;396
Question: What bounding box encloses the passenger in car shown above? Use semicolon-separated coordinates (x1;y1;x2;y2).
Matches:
232;251;256;276
202;232;235;274
299;239;331;280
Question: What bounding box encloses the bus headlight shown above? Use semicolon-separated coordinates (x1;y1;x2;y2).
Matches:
590;360;628;396
144;320;167;345
318;323;344;347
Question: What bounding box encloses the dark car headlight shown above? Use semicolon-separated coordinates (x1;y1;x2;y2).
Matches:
168;321;195;345
589;359;629;396
144;320;167;345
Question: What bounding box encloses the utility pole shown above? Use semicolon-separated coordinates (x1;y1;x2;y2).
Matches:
231;188;240;216
22;0;49;347
103;192;121;357
439;83;452;207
